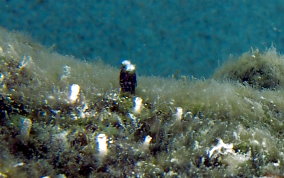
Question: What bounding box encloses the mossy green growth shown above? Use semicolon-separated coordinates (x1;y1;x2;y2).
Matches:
213;48;284;90
1;27;284;177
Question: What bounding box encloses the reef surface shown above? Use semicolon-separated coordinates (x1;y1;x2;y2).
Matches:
0;28;284;177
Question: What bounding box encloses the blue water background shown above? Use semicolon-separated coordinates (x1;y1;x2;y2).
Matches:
1;0;284;78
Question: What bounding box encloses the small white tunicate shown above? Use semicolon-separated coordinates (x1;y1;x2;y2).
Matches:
19;56;33;69
170;158;179;163
175;107;183;121
208;138;234;158
233;131;239;140
273;160;280;167
56;174;67;178
0;73;4;83
116;115;126;129
78;103;89;118
184;111;193;120
69;84;80;103
0;46;3;55
20;117;32;140
97;134;108;157
61;65;71;80
128;113;138;127
13;162;25;167
193;140;200;150
252;140;259;145
143;135;152;147
142;135;152;151
133;97;143;114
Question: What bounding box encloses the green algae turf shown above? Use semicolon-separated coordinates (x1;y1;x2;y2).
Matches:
0;28;284;177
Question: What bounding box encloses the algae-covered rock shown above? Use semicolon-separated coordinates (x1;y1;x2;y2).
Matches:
0;27;284;177
213;48;284;90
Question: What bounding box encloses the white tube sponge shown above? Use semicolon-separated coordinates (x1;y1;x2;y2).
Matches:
175;107;183;121
69;84;80;103
142;135;152;150
97;134;108;157
143;135;152;146
133;97;143;114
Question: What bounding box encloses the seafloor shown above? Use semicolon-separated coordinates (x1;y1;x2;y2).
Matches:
1;28;284;177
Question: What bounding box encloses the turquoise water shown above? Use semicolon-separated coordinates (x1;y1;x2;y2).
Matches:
1;0;284;77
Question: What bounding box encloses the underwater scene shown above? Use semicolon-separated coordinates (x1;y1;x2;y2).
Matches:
1;0;284;177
